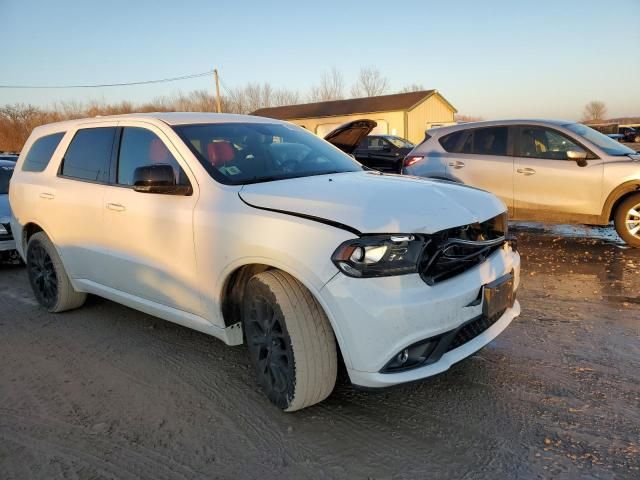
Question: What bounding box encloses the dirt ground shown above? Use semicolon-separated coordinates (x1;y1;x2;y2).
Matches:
0;225;639;479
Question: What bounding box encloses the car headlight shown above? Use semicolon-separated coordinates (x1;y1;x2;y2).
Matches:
0;224;7;235
331;235;427;278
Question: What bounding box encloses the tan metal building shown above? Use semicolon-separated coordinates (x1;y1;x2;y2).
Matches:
252;90;457;144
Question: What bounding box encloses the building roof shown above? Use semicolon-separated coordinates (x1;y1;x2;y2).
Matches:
252;90;454;120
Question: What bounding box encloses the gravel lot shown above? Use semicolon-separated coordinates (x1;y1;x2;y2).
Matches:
1;226;639;479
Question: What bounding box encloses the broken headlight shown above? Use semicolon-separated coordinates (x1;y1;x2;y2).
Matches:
331;235;427;278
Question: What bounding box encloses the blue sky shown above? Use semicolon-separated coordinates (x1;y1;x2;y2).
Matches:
1;0;638;120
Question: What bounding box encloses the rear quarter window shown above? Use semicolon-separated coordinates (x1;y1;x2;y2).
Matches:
439;130;465;153
22;132;65;172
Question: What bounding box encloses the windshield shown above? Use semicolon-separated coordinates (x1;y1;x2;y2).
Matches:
0;164;14;194
173;122;363;185
564;123;637;156
385;136;414;149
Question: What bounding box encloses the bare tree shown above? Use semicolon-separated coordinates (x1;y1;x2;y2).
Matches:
399;83;426;93
583;101;607;122
351;66;389;98
308;67;345;102
455;114;484;123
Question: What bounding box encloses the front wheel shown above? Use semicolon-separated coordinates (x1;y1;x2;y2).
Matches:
614;193;640;247
242;270;337;411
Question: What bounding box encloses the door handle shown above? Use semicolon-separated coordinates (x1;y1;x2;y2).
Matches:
106;202;126;212
39;192;55;200
516;167;536;176
448;161;465;169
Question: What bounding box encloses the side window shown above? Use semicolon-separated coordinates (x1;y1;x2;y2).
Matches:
472;127;508;156
117;127;189;186
61;127;115;182
439;130;465;153
368;137;390;150
22;132;65;172
518;127;583;160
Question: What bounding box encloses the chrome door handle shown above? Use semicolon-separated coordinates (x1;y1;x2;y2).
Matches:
448;161;465;169
517;167;536;176
39;192;55;200
106;203;126;212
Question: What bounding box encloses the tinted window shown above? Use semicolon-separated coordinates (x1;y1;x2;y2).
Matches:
472;127;508;156
0;164;14;194
117;127;189;186
61;128;115;182
22;132;65;172
173;122;361;185
368;137;390;150
439;130;465;152
519;127;583;160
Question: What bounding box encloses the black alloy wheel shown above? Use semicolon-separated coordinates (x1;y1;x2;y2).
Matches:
244;294;295;408
27;240;58;309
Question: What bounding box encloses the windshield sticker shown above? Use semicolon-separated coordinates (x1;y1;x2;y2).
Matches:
220;165;241;176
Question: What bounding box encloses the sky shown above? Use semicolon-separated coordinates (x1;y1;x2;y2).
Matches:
1;0;639;120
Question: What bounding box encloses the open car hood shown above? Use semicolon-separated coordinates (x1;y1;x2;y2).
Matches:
323;119;376;154
239;171;506;234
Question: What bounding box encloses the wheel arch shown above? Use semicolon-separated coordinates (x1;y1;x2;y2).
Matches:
219;261;351;367
21;222;45;252
603;181;640;221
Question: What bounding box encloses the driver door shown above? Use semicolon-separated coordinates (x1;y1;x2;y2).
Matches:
513;125;604;221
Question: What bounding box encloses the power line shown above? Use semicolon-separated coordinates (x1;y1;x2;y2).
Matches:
0;70;214;89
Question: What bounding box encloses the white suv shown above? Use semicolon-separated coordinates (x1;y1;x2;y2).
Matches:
10;113;520;411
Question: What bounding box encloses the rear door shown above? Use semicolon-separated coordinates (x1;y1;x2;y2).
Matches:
513;125;604;221
441;126;515;211
52;124;117;283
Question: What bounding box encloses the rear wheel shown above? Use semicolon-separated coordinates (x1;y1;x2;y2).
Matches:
614;193;640;247
26;232;87;312
242;270;337;411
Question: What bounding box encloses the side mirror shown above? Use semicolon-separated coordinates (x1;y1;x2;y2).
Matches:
382;146;391;152
567;149;588;167
132;164;191;195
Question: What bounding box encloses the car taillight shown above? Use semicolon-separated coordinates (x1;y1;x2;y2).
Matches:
404;155;423;168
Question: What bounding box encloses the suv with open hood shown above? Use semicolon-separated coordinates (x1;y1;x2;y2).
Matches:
10;113;520;411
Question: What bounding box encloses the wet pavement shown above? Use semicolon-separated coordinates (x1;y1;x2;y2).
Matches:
0;225;639;479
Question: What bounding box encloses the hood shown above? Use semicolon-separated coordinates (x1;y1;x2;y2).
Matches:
0;194;10;222
239;171;506;234
323;119;376;154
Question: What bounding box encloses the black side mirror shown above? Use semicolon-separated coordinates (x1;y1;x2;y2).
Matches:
132;164;192;195
382;146;392;153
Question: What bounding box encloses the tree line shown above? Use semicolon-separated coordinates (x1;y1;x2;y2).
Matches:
1;66;436;151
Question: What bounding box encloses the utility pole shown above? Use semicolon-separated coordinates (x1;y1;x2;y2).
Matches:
214;69;222;113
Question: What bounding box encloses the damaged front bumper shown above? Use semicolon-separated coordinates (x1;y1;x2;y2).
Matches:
320;242;520;388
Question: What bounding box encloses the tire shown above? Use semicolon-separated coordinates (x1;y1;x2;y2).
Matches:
242;270;337;411
26;232;87;312
614;193;640;248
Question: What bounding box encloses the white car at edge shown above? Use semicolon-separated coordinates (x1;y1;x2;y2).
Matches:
9;113;521;411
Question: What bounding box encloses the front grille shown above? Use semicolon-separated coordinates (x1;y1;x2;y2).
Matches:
0;223;12;241
419;213;508;285
446;309;506;352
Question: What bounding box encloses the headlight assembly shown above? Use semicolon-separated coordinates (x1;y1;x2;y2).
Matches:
331;235;427;278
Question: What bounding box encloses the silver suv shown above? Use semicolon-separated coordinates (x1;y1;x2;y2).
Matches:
403;120;640;246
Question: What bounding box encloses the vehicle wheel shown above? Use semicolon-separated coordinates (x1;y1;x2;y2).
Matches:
242;270;337;411
614;194;640;247
26;232;87;312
